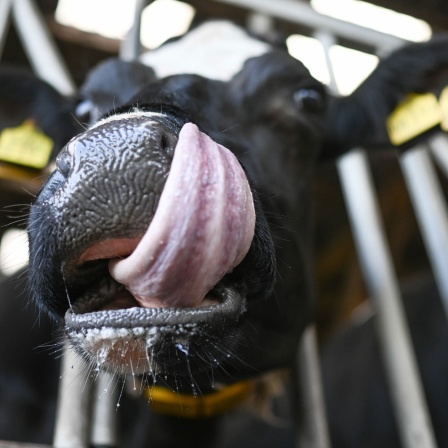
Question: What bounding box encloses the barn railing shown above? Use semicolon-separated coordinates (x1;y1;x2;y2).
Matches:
1;0;447;447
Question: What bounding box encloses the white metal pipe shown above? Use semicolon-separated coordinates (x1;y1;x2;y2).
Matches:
120;0;150;61
337;150;437;448
214;0;405;51
53;344;91;448
90;372;119;447
11;0;76;96
429;133;448;180
313;30;339;95
400;144;448;315
296;326;332;448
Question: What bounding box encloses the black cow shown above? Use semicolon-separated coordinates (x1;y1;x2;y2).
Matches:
26;22;325;447
5;23;447;448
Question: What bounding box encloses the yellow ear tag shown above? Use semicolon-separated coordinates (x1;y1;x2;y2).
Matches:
387;93;443;146
440;86;448;132
0;120;54;169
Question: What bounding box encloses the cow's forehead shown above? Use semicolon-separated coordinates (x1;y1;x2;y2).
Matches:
139;21;271;82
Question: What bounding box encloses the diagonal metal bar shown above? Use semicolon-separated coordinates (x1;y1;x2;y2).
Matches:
11;0;75;95
429;133;448;180
337;149;437;448
400;144;448;317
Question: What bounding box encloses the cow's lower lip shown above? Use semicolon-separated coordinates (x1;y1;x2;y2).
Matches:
65;284;246;375
65;283;245;330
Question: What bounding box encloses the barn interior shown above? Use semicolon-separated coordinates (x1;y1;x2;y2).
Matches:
1;1;448;447
0;0;445;338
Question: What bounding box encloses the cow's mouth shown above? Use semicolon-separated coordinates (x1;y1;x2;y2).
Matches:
62;120;255;376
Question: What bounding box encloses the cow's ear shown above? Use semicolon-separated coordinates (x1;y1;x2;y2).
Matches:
321;34;448;159
0;66;80;170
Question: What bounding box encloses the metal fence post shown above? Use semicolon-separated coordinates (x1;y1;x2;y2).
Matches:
337;150;437;448
429;133;448;179
53;343;92;448
90;372;119;447
295;326;332;448
11;0;76;95
400;144;448;316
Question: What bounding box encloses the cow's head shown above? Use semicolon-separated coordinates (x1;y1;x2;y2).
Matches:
28;23;327;392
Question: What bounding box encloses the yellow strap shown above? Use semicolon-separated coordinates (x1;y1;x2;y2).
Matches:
0;120;53;169
145;380;254;419
387;92;443;146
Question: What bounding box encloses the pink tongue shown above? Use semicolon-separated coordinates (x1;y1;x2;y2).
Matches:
109;122;255;308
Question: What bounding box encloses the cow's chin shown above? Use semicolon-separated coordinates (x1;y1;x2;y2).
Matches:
64;276;247;376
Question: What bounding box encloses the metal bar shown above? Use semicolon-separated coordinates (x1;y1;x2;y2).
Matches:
90;372;119;447
0;0;13;59
11;0;76;96
313;30;339;94
214;0;405;51
296;326;332;448
429;133;448;180
400;144;448;316
316;29;437;447
53;344;92;448
120;0;152;61
337;150;437;448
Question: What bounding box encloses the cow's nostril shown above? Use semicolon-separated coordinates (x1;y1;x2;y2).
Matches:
56;150;72;177
160;132;177;158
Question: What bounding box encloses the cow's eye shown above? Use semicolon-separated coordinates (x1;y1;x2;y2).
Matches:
293;88;326;114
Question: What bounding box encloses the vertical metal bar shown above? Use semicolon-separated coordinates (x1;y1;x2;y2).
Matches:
315;29;437;448
313;31;338;94
337;150;437;448
296;326;332;448
0;0;13;59
429;133;448;180
11;0;76;95
400;144;448;316
119;0;151;61
90;372;119;447
53;343;92;448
